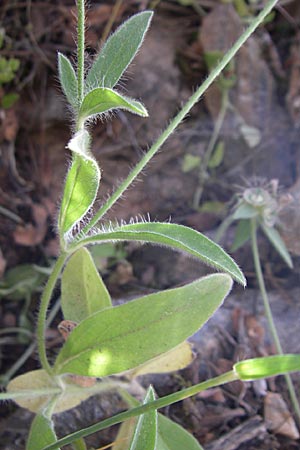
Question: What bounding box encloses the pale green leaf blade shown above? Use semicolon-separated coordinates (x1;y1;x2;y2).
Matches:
129;386;157;450
85;11;153;90
58;130;100;238
234;354;300;381
260;223;293;268
26;413;58;450
231;219;251;252
54;274;232;377
61;247;112;322
232;203;258;220
79;88;148;125
157;414;204;450
58;52;78;109
78;222;246;286
208;140;224;169
7;369;97;414
128;342;194;377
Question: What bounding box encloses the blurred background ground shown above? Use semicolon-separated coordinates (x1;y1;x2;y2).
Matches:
0;0;300;448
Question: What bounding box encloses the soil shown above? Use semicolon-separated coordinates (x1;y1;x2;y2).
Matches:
0;1;300;449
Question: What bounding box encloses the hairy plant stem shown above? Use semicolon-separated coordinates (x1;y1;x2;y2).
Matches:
37;253;67;375
193;89;229;208
78;0;279;237
43;370;238;449
77;0;85;105
250;219;300;423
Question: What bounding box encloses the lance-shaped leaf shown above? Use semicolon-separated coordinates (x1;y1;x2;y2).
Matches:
129;386;157;450
77;222;246;286
58;52;78;110
113;398;203;450
54;274;232;377
58;129;100;239
234;354;300;381
85;11;153;90
78;88;147;126
61;247;112;322
157;414;204;450
26;413;58;450
260;222;293;269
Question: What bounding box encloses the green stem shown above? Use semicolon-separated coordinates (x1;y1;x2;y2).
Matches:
250;219;300;423
37;253;67;375
193;89;229;208
77;0;85;104
79;0;279;236
43;370;238;449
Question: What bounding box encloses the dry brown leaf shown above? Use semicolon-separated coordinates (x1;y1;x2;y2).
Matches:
264;392;300;439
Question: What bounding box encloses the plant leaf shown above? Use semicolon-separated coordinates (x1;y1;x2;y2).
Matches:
85;11;153;90
61;247;112;322
260;223;293;269
208;140;224;169
113;399;203;450
157;413;204;450
58;130;100;239
127;342;194;378
7;369;97;414
234;354;300;381
232;203;258;220
79;88;148;125
54;274;232;377
231;219;251;252
77;222;246;286
58;53;78;109
129;386;157;450
26;413;58;450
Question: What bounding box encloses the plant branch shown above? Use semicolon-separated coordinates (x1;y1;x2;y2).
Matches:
250;218;300;423
37;253;67;375
79;0;279;235
77;0;85;105
193;89;229;208
43;370;238;449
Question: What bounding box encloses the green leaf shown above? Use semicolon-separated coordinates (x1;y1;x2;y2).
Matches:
0;264;47;300
77;222;246;286
260;223;293;269
85;11;153;90
61;247;112;322
58;53;78;109
79;88;148;125
232;203;258;220
54;274;232;377
181;154;201;173
7;369;96;414
129;386;157;450
231;219;251;252
113;397;203;450
208;141;224;169
26;414;58;450
58;130;100;239
157;414;204;450
234;354;300;381
1;92;19;109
